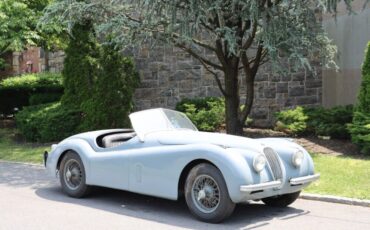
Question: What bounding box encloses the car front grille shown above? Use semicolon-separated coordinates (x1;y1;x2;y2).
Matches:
263;147;283;180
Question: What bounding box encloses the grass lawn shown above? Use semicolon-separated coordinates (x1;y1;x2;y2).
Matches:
0;128;50;164
305;153;370;200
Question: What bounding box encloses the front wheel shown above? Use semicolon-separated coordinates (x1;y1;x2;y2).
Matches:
262;191;301;207
59;151;91;198
184;163;235;223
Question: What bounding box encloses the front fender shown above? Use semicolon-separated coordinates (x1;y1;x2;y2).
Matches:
258;138;315;176
174;144;267;203
46;138;94;183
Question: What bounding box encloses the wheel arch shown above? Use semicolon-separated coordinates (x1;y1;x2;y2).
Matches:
177;159;221;198
56;149;78;170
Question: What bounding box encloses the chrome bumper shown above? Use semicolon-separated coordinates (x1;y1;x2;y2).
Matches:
240;173;320;192
290;173;320;185
240;180;282;192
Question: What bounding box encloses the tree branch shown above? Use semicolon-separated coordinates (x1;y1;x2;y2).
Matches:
201;63;227;97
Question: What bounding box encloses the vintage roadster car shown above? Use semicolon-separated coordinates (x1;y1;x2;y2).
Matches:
45;108;319;223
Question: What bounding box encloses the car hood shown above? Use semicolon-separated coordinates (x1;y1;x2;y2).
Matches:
153;130;266;153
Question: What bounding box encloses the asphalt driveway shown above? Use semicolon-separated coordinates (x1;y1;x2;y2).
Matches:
0;161;369;230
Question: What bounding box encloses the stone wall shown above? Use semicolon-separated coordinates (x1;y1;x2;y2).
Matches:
3;45;322;127
133;45;322;127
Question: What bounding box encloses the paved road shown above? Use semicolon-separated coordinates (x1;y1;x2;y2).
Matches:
1;161;370;230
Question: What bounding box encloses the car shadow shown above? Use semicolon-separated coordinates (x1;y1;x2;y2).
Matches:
35;185;309;229
0;162;309;229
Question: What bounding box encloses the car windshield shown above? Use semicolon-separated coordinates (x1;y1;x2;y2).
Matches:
129;108;198;140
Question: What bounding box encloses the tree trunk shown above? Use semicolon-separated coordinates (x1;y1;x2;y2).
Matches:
224;62;244;135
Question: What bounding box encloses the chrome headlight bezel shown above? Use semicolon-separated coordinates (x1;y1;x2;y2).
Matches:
253;154;267;173
292;150;304;167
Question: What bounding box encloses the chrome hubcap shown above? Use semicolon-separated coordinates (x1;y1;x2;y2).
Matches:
191;175;220;213
63;159;82;190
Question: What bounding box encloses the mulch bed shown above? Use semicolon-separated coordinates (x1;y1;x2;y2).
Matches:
243;127;361;156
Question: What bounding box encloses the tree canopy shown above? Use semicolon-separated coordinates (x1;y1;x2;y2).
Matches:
41;0;365;134
0;0;64;68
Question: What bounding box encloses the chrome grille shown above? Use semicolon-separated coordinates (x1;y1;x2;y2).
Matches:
263;147;283;180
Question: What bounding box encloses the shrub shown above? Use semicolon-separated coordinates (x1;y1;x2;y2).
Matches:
0;72;63;115
176;97;225;131
274;106;308;135
15;102;82;142
305;105;353;139
80;43;139;130
61;21;100;108
275;105;353;138
29;93;62;105
349;42;370;154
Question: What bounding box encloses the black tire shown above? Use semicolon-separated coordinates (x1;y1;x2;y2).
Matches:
184;163;235;223
261;191;301;207
59;151;91;198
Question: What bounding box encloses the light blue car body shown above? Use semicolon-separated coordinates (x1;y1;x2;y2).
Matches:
46;108;319;203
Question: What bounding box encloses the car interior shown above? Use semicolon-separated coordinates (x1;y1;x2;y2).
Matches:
96;130;136;148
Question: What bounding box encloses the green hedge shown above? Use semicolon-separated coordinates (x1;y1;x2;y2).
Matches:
15;102;82;142
176;97;225;132
275;105;353;139
0;72;63;115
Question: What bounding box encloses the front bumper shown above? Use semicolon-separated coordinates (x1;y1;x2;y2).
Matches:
240;173;320;193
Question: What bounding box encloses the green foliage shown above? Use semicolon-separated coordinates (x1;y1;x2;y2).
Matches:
61;21;100;107
0;72;62;89
29;92;62;105
81;43;139;130
0;0;64;65
15;102;82;142
41;0;351;71
275;106;308;135
176;97;225;132
349;42;370;155
0;72;63;115
275;105;353;138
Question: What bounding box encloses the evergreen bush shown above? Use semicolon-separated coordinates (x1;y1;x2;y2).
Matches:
15;102;82;142
349;42;370;154
81;43;139;130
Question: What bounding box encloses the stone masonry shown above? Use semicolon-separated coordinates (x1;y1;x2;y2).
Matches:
133;45;322;127
3;45;322;127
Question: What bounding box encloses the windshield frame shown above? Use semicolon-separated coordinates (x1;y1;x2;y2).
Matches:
129;108;198;141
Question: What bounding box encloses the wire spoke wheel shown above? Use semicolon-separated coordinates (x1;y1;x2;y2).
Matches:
191;175;220;213
63;159;83;190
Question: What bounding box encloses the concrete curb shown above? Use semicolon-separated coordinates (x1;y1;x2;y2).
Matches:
300;193;370;208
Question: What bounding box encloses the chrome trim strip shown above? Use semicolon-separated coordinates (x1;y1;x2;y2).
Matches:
240;181;282;192
290;173;320;185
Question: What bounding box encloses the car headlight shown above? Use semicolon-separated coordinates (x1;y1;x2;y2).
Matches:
292;150;304;167
253;154;266;173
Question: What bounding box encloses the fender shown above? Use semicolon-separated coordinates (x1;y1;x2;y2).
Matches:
46;138;95;183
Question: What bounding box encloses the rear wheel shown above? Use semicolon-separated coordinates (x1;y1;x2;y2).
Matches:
184;163;235;223
59;151;91;198
262;191;301;207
